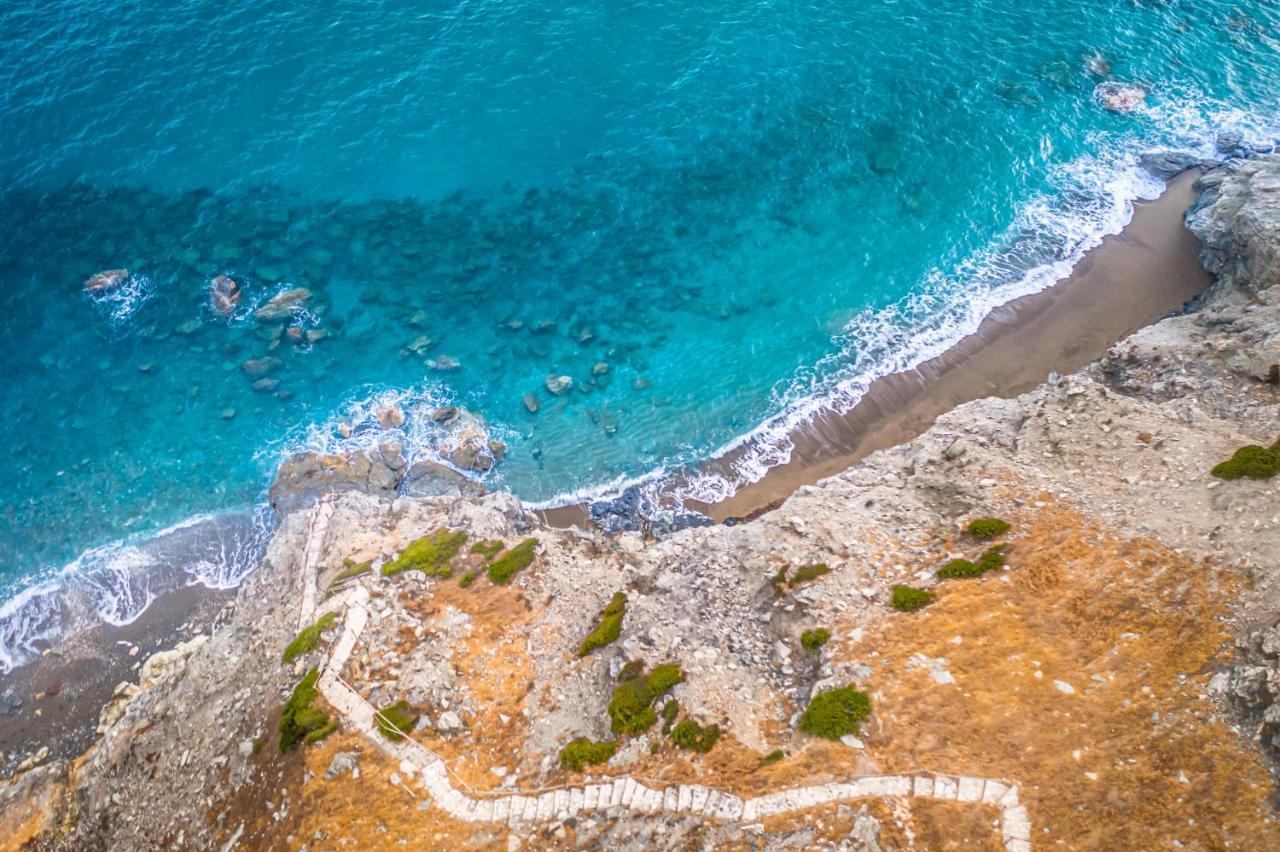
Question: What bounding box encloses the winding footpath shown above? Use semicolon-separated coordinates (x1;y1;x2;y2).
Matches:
299;500;1034;850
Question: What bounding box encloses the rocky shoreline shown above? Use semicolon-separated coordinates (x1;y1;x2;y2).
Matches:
2;156;1278;849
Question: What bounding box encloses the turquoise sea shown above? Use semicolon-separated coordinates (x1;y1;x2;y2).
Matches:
1;0;1278;671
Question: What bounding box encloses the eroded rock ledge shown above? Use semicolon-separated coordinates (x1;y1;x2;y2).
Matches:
8;158;1280;850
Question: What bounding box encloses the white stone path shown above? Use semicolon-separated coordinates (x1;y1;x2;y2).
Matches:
298;500;1033;850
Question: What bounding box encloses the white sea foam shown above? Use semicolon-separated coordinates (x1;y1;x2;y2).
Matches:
85;271;154;326
0;509;270;674
535;102;1280;514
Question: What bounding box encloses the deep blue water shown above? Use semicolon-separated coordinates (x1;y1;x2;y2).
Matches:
1;0;1278;670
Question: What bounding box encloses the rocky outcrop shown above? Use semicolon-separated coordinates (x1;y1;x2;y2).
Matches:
1188;157;1280;297
269;449;401;514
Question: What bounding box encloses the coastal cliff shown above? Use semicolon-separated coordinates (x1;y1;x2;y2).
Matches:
4;158;1279;850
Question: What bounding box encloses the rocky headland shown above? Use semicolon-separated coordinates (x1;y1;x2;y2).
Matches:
2;157;1279;850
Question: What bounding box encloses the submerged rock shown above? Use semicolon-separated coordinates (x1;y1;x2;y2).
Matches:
84;268;129;293
254;288;312;321
209;275;241;314
545;374;574;395
522;392;540;413
427;355;460;371
1094;81;1147;113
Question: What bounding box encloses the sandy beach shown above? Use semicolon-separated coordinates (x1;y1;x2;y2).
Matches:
690;169;1212;521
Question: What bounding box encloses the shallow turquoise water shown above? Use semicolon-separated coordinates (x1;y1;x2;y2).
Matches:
1;0;1278;669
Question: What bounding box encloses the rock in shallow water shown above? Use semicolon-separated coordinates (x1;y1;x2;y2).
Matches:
84;268;129;293
254;287;312;321
209;275;241;314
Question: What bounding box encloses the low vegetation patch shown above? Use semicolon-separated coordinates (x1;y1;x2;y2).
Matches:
382;529;468;578
282;612;337;664
579;592;627;657
458;570;478;588
661;698;679;734
1211;440;1280;480
966;517;1010;540
670;719;721;753
487;537;538;585
324;558;371;597
800;627;831;651
278;668;336;752
891;585;934;611
790;563;831;584
938;544;1007;580
761;749;785;765
799;685;872;740
470;539;504;559
559;737;617;772
375;700;420;741
608;662;684;735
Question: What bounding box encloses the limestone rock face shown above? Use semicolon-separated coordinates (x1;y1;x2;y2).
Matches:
269;450;401;515
1188;156;1280;296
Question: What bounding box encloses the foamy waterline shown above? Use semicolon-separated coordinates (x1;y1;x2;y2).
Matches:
529;103;1280;514
0;507;271;673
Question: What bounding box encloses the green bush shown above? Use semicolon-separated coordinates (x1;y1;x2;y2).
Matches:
1211;441;1280;480
800;628;831;652
375;700;420;741
278;668;336;753
559;737;617;772
661;698;679;733
458;570;478;588
282;612;337;664
770;567;789;595
579;592;627;657
966;517;1010;540
487;538;538;585
608;662;685;735
799;685;872;740
978;544;1007;571
324;558;371;597
938;545;1007;580
617;660;645;681
937;558;981;579
790;563;831;585
470;539;504;559
382;529;468;578
761;749;785;765
891;585;933;612
670;719;721;753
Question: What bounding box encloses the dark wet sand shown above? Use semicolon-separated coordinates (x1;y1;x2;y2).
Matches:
543;168;1210;528
0;582;230;775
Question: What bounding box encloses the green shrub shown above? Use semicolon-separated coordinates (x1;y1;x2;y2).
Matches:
617;660;645;681
278;668;335;753
800;628;831;651
487;538;538;585
282;612;337;664
891;585;933;612
382;529;468;578
559;737;617;772
579;592;627;657
608;662;685;735
375;700;420;741
799;685;872;740
661;698;679;733
324;558;371;597
937;558;981;579
978;544;1006;572
938;545;1007;580
770;567;789;594
761;749;785;765
470;539;504;559
670;719;721;753
790;563;831;585
1211;441;1280;480
966;517;1010;540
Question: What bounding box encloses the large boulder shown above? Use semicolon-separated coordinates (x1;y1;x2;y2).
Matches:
268;449;401;515
1187;157;1280;296
399;460;484;499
